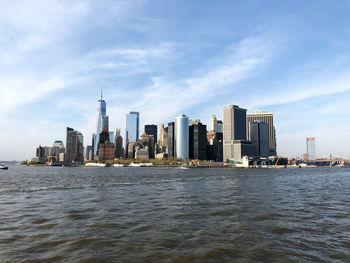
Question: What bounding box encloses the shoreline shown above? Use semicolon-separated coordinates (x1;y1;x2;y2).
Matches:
19;162;348;169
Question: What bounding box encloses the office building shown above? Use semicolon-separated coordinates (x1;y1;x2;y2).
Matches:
98;127;115;161
207;131;223;162
223;105;247;162
145;124;157;146
247;111;277;156
52;140;64;149
217;120;223;132
108;131;114;144
135;148;149;159
189;122;207;160
306;137;316;160
158;124;168;152
140;132;155;158
86;145;93;161
114;135;124;158
66;127;84;162
189;118;201;125
175;114;189;159
211;115;217;132
126;111;140;144
93;93;108;156
231;140;255;160
249;121;269;158
167;122;175;158
114;128;121;138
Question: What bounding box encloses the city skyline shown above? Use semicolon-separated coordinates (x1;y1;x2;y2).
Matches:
1;0;350;160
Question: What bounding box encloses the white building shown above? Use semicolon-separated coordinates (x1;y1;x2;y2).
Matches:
175;114;189;159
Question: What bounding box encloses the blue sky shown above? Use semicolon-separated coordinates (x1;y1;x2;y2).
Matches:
1;0;350;160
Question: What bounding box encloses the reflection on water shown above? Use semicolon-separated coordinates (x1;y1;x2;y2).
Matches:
1;165;350;262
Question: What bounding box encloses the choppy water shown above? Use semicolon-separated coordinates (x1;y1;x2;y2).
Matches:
1;163;350;262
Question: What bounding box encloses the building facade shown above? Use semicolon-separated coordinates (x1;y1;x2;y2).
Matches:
211;115;217;132
247;111;277;156
66;127;84;162
145;124;157;146
207;131;223;162
249;121;269;158
115;136;124;158
223;105;247;162
175;114;189;159
167;122;175;158
189;122;207;160
126;111;140;144
306;137;316;160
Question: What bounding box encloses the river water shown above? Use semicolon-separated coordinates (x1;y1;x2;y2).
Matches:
1;164;350;262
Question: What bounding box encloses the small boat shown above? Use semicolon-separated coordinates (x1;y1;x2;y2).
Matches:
0;164;8;170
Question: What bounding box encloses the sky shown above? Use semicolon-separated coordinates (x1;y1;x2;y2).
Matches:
1;0;350;161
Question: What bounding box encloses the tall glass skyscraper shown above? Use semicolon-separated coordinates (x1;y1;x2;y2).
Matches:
126;111;140;145
306;137;316;160
175;114;189;159
93;94;108;156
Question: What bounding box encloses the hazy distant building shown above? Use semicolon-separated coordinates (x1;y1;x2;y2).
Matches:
249;121;269;158
36;145;46;163
109;131;114;143
211;115;217;132
93;93;108;156
247;111;277;156
306;137;316;160
175;114;189;159
52;140;64;149
86;145;93;161
223;105;247;162
189;122;207;160
167;122;175;158
145;124;157;146
114;128;121;138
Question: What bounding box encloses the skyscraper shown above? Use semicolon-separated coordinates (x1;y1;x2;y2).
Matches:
306;137;316;160
247;111;276;156
126;111;140;144
158;124;168;149
66;127;84;162
223;105;248;162
217;120;223;132
249;121;269;158
93;93;108;156
115;135;124;158
189;122;207;160
145;124;157;145
211;115;217;132
167;122;175;158
175;114;189;159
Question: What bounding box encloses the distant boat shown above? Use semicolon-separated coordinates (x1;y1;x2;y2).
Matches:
0;164;8;170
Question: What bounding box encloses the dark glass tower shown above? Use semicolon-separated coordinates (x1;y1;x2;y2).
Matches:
167;122;175;158
189;122;207;160
145;124;157;145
